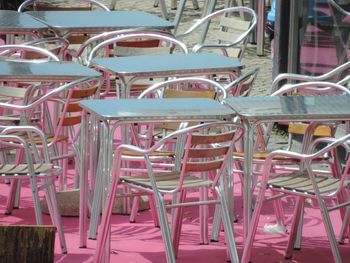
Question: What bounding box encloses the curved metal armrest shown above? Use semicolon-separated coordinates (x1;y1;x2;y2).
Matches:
0;44;60;62
0;76;103;111
0;125;51;159
266;133;350;166
271;81;350;96
271;61;350;93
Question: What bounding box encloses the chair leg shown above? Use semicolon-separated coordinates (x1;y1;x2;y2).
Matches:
13;178;21;209
211;204;222;242
129;196;140;223
272;190;286;229
44;180;67;254
285;197;304;259
29;177;43;225
153;191;176;263
241;187;266;263
216;185;239;263
318;198;343;263
5;179;18;214
171;189;186;258
149;195;160;227
94;178;120;263
338;204;350;244
293;201;305;250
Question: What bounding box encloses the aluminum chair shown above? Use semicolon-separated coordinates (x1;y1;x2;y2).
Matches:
232;81;350;245
271;60;350;94
0;44;60;62
18;0;110;52
0;76;103;197
241;132;350;263
88;77;227;240
0;125;67;253
86;31;188;98
177;6;257;63
94;121;244;263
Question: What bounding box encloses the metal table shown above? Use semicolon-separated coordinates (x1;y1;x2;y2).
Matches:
91;52;244;98
0;60;101;83
78;98;235;248
0;10;48;40
223;95;350;240
27;10;174;37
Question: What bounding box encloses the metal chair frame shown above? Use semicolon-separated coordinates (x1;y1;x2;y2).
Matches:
94;121;244;263
0;125;67;253
177;6;257;62
241;132;350;263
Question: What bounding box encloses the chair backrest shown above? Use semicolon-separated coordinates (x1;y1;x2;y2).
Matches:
177;6;257;61
0;76;103;145
224;68;259;97
271;81;350;148
52;77;102;144
139;121;244;192
137;77;226;138
23;37;69;60
18;0;109;12
18;0;110;46
0;44;60;62
271;61;350;93
73;29;181;65
138;77;226;100
0;126;52;166
87;31;188;66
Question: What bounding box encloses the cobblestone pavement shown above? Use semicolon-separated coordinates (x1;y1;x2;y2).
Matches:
101;0;273;96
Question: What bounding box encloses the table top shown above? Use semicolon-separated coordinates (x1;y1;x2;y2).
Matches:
92;53;244;77
28;10;174;33
0;60;102;82
223;96;350;122
80;98;234;121
0;10;48;34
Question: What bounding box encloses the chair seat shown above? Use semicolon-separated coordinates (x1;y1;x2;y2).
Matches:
121;172;212;191
267;171;347;196
122;149;174;157
0;163;55;176
16;132;68;145
234;151;329;161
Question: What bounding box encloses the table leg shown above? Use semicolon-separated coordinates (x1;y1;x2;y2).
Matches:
79;110;89;248
243;120;254;239
173;0;187;35
257;0;266;56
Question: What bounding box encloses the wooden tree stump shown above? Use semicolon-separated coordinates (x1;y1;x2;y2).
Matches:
0;225;56;263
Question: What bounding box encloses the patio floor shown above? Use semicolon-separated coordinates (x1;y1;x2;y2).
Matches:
1;171;349;263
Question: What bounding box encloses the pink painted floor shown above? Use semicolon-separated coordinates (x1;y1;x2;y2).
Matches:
1;173;350;263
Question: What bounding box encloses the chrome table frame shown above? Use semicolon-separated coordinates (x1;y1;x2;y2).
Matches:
90;52;244;98
78;98;235;248
223;95;350;240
